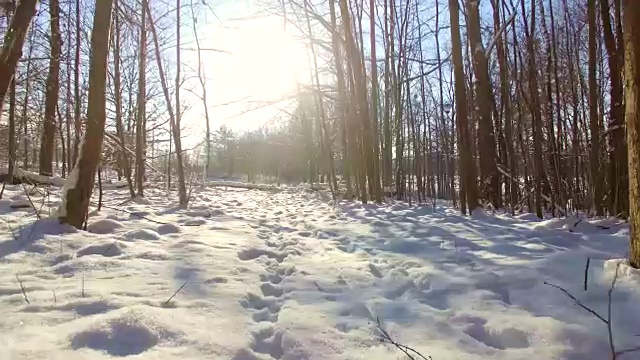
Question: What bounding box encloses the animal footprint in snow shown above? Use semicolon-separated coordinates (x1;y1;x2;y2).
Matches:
250;325;284;359
252;307;279;323
368;263;384;278
463;322;529;349
259;273;283;284
260;282;284;297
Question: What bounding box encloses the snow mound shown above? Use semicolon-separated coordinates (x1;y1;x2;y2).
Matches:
77;241;125;257
516;213;542;222
532;218;569;230
24;298;122;316
126;249;171;261
604;258;640;282
53;256;122;276
156;223;181;235
132;196;152;205
4;218;78;249
87;219;124;234
124;229;162;241
184;218;207;226
70;306;182;356
9;199;32;209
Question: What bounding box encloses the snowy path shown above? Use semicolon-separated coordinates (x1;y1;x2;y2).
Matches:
1;184;640;359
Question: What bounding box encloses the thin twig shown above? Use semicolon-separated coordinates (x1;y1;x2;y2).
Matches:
5;218;19;241
82;275;85;298
376;317;432;360
584;257;591;291
21;183;41;219
165;281;188;305
607;262;622;358
543;281;608;324
102;241;118;256
616;345;640;356
16;275;29;304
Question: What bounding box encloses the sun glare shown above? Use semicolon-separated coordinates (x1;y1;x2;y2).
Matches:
186;9;310;135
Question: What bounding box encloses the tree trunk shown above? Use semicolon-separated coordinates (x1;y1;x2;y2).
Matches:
39;0;61;176
302;0;338;198
114;0;135;198
7;77;16;182
492;0;516;212
188;3;212;180
65;0;73;174
588;0;604;215
146;0;188;206
339;0;380;203
136;0;147;196
369;0;381;203
328;0;351;198
466;0;499;209
0;0;38;111
520;0;545;218
623;0;640;267
60;0;114;228
601;0;627;217
73;0;82;165
449;0;478;213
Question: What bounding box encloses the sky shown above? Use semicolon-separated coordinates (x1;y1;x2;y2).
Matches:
180;0;311;147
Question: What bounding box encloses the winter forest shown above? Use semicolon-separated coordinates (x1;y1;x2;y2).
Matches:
1;0;640;358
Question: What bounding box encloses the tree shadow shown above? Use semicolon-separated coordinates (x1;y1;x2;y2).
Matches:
0;217;77;259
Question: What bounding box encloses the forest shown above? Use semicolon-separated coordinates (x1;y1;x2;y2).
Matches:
1;0;640;358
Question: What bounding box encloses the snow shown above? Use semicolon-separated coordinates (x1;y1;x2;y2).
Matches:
1;182;640;359
87;219;125;234
57;134;87;219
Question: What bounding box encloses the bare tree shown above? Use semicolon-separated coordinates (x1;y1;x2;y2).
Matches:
466;0;499;208
39;0;61;176
588;0;604;215
449;0;478;213
60;0;114;227
145;0;188;205
135;0;147;196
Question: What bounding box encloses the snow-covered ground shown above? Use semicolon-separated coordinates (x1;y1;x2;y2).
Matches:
1;182;639;359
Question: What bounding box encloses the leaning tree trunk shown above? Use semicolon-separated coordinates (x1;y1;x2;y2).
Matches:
39;0;62;176
0;0;38;111
60;0;114;228
623;0;640;267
